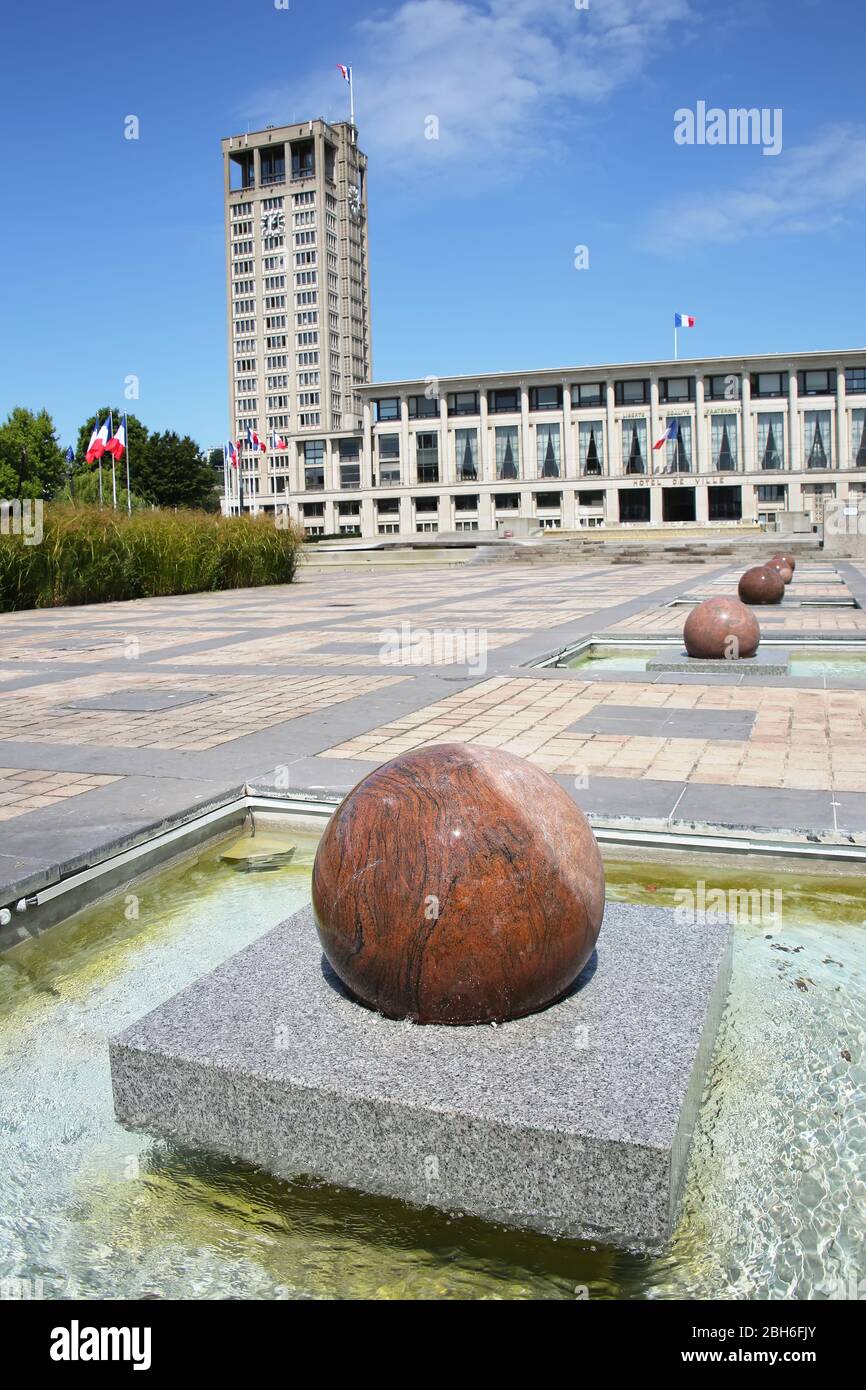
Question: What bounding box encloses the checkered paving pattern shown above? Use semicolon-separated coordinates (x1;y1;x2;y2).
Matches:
0;768;120;821
319;675;866;793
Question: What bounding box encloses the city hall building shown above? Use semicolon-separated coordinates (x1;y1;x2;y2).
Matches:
222;124;866;538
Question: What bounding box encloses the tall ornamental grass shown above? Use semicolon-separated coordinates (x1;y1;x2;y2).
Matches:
0;506;302;611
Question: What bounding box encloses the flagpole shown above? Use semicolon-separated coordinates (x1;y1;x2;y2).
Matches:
109;410;117;509
97;409;104;508
674;324;678;361
350;67;355;127
124;416;132;513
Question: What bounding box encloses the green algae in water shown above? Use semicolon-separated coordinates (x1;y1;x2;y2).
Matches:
0;837;863;1300
564;646;653;672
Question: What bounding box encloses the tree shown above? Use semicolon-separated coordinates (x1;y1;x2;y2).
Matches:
73;411;217;510
0;407;67;500
141;431;219;510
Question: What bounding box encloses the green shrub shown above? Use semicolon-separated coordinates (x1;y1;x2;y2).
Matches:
0;505;302;611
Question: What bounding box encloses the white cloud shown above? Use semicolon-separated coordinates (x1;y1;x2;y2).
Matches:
240;0;692;176
645;124;866;250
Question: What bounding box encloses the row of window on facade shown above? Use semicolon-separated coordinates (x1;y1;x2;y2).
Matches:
371;370;866;423
292;482;813;534
291;411;866;488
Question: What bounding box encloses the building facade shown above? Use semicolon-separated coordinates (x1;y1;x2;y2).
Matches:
236;350;866;538
222;117;371;501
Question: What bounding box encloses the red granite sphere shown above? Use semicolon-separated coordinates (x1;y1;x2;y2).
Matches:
311;743;605;1025
683;596;761;660
738;565;785;605
767;558;793;585
770;551;796;572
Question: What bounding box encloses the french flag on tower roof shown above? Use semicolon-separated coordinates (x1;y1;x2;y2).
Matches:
674;312;695;328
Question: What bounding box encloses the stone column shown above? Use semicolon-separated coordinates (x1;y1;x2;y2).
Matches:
788;369;799;474
562;383;574;479
362;399;373;487
520;384;531;481
837;366;847;472
479;389;489;482
741;374;753;472
650;482;663;525
400;397;411;484
695;482;709;523
649;379;660;480
606;383;617;475
694;374;706;474
439;394;450;484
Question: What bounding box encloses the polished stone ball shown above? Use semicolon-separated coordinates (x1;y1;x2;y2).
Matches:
683;596;761;660
770;551;796;572
767;558;793;585
311;743;605;1025
738;565;785;605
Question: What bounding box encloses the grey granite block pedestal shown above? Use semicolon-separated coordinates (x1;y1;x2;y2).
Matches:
110;902;732;1253
647;648;791;676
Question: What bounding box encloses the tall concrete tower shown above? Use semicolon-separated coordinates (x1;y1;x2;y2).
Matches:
222;118;371;504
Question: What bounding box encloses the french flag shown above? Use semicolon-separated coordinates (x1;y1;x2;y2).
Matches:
85;416;111;463
674;313;695;328
247;426;262;451
227;440;238;469
273;432;288;451
106;416;127;461
654;420;679;451
337;63;351;82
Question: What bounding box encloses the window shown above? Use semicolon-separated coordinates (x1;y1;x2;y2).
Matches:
414;496;438;514
621;419;647;474
339;438;360;461
455;520;479;532
534;491;562;509
338;501;361;516
301;502;324;517
489;388;520;413
757;413;785;469
710;416;738;471
448;391;479;416
495;425;520;479
340;463;361;489
663;418;692;473
757;484;787;504
708;485;742;521
852;410;866;467
615;379;650;406
303;439;324;490
658;377;694;403
376;498;400;515
536;423;561;478
579;421;604;475
453;494;479;511
575;382;604;407
805;410;832;468
378;522;400;535
408;394;439;419
798;369;834;396
845;367;866;394
494;493;520;510
752;371;788;398
378;434;399;459
455;429;478;481
416;432;439;483
375;397;400;422
529;385;562;411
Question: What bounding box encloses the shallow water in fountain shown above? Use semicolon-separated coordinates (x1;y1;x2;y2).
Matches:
0;836;863;1300
789;651;866;678
564;646;652;672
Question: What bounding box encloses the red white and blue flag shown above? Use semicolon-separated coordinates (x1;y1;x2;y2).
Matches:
674;313;695;328
654;420;679;451
273;432;288;451
85;416;111;464
337;63;351;82
246;427;263;451
106;416;126;461
227;440;238;469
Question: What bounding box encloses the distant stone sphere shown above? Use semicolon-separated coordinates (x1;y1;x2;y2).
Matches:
767;558;793;584
738;565;785;605
683;596;761;660
770;551;796;572
311;743;605;1025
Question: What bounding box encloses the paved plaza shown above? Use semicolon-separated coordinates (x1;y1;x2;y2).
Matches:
2;556;866;902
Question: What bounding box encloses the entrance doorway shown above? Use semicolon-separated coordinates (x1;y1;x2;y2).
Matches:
662;487;696;522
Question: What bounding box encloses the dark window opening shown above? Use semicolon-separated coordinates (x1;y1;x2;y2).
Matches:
619;488;650;522
662;487;696;522
708;485;742;521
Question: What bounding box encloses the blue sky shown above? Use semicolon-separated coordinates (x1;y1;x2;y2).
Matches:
1;0;865;449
